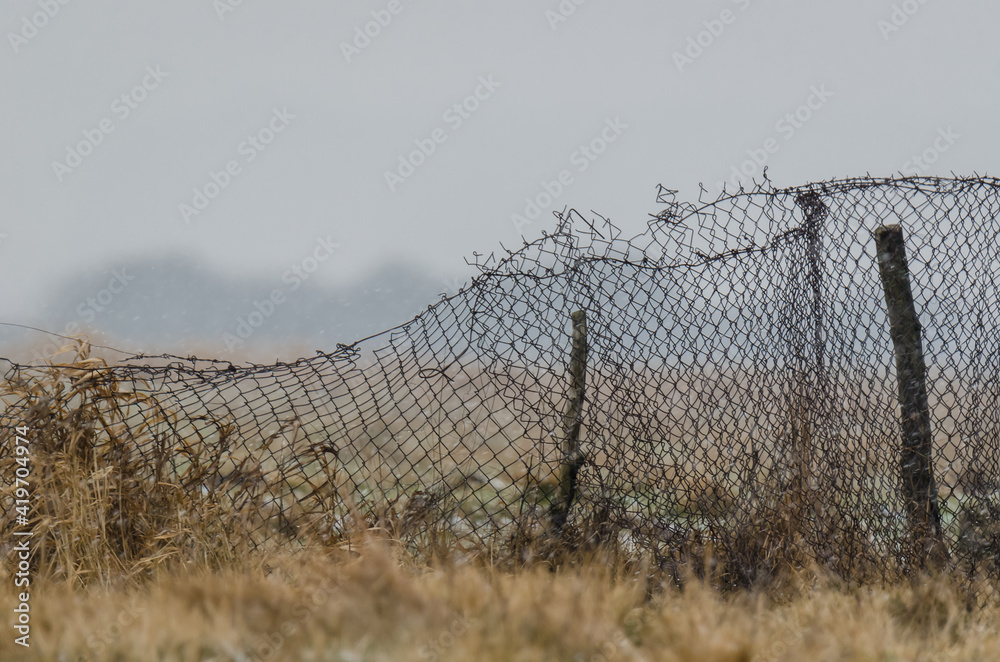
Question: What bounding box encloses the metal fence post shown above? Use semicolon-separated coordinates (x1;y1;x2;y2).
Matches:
873;224;946;564
796;192;828;387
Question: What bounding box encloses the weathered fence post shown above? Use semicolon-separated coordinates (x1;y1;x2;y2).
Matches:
551;309;587;533
796;192;828;386
781;193;827;537
873;225;946;565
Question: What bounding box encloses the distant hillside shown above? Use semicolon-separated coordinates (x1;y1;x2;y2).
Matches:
36;254;460;356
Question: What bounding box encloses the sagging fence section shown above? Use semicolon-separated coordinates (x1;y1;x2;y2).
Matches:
2;175;1000;588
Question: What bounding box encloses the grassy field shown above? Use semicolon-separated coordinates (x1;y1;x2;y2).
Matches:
3;340;1000;660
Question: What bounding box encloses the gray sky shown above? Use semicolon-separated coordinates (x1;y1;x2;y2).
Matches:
1;0;996;357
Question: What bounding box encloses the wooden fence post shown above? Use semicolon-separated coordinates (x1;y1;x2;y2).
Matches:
873;225;946;564
551;309;587;532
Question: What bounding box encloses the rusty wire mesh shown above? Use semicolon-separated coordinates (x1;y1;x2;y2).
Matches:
3;175;1000;589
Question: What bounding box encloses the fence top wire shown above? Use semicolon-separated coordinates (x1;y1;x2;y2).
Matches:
5;173;994;370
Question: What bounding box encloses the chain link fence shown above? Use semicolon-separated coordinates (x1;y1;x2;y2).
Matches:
3;175;1000;589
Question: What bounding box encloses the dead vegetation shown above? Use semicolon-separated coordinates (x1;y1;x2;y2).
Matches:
2;529;1000;661
2;341;1000;660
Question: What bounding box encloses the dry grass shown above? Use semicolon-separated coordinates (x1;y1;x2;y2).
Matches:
0;339;263;587
3;340;1000;660
2;538;1000;661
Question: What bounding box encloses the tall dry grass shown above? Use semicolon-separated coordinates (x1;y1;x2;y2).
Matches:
0;339;260;587
2;339;1000;660
2;534;999;661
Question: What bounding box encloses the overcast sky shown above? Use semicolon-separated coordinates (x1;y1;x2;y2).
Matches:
1;0;997;357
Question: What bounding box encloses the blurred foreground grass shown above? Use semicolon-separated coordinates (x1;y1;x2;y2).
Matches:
3;538;1000;661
